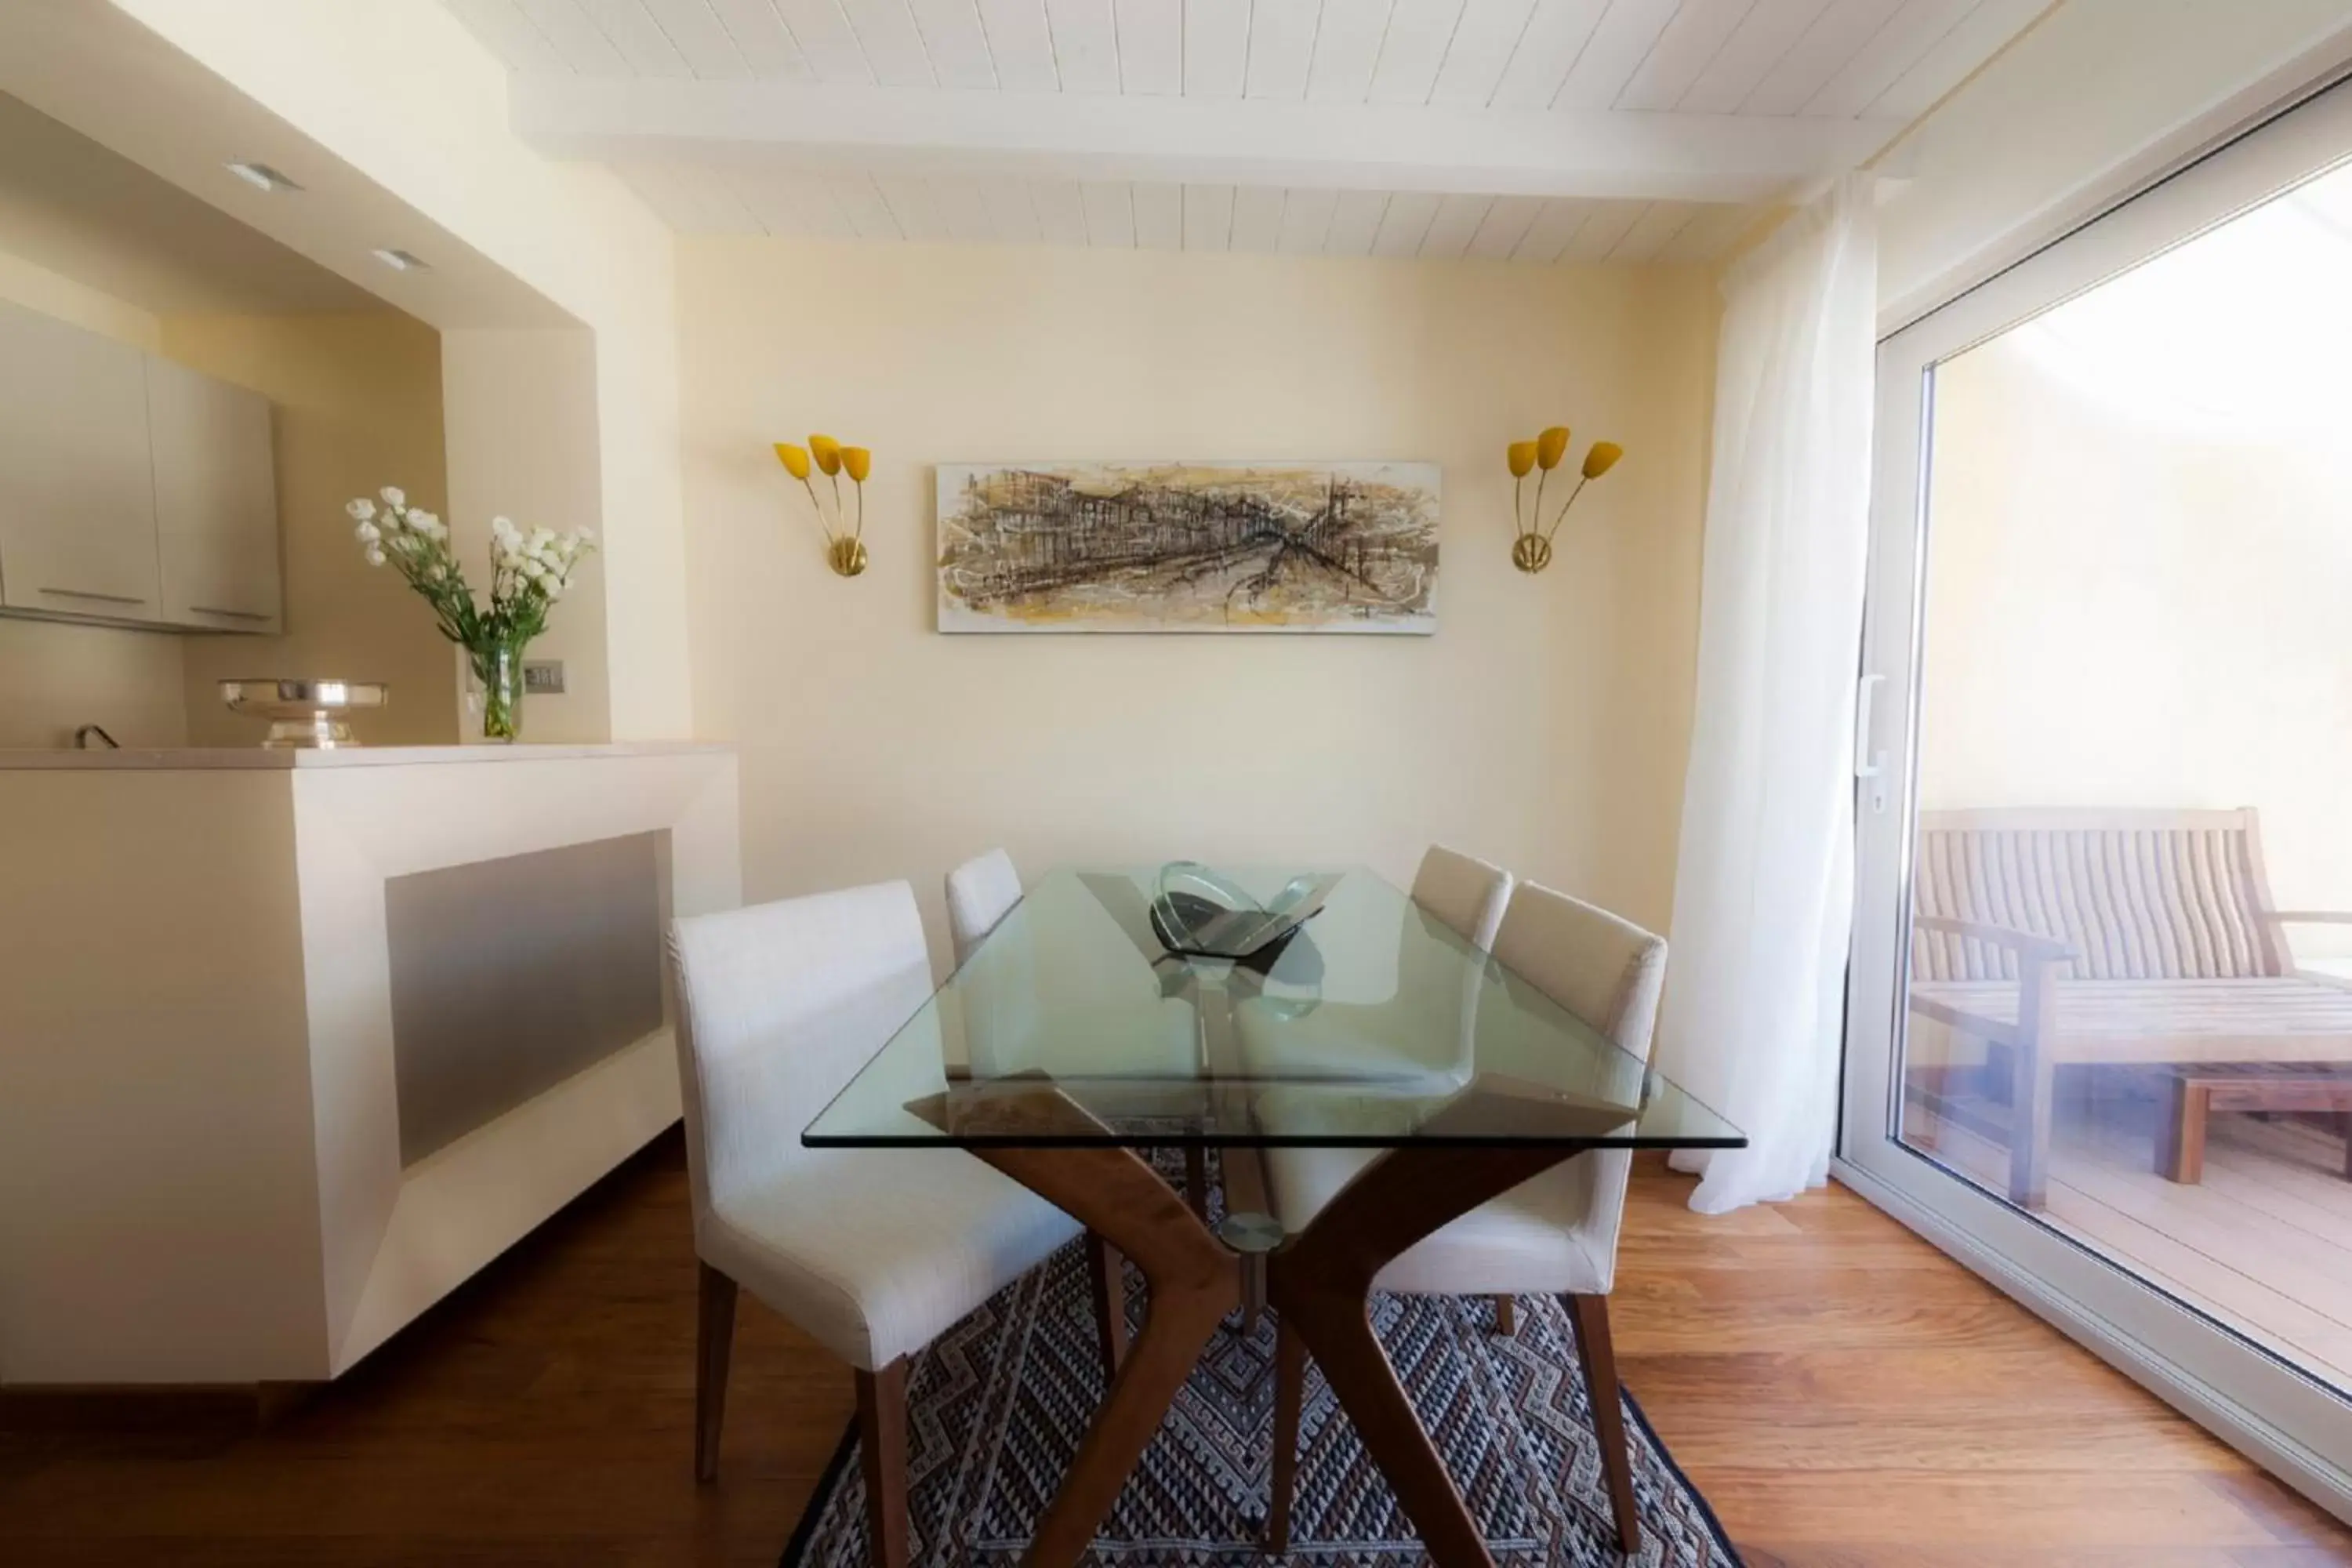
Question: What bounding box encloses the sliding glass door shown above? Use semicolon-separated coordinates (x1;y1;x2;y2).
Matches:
1842;77;2352;1514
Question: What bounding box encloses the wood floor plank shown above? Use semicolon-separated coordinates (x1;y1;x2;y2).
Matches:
1;1132;2345;1566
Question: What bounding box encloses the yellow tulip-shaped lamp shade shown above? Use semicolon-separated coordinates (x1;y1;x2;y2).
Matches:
1535;426;1570;471
1583;441;1624;480
842;446;872;484
809;434;843;477
775;442;811;481
1506;441;1537;479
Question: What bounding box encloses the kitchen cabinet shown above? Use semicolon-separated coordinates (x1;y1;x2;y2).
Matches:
0;299;163;622
0;298;281;635
147;357;281;633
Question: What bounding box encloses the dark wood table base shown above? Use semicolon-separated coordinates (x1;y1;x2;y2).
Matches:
917;1074;1649;1568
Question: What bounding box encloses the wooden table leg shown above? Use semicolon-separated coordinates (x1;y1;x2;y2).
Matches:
1085;1234;1129;1377
1269;1142;1582;1568
916;1084;1239;1568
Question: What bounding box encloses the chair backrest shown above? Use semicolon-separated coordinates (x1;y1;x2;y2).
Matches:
946;848;1022;967
1912;808;2286;982
667;883;932;1243
1491;882;1668;1295
1411;844;1512;953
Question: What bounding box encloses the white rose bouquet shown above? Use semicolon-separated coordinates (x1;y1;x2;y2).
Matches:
347;485;593;740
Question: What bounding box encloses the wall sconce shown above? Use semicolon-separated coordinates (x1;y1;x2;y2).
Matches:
1507;426;1624;573
774;434;872;577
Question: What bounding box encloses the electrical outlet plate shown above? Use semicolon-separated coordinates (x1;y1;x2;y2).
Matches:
522;659;566;695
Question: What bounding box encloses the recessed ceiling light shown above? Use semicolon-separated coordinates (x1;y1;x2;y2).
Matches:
227;161;300;194
371;249;430;272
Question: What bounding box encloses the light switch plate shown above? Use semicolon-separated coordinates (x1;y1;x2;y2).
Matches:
522;659;566;695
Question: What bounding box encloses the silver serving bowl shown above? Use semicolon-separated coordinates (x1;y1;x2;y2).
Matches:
219;678;389;749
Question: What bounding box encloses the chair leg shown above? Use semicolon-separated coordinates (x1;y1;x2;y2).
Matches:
855;1357;911;1568
1183;1145;1211;1225
695;1262;738;1484
1266;1316;1307;1555
1493;1294;1516;1336
1085;1232;1129;1380
1565;1294;1639;1558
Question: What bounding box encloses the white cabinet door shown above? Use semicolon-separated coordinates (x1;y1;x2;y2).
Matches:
0;300;162;622
147;358;281;633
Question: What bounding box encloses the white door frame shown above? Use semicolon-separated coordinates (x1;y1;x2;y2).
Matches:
1839;76;2352;1523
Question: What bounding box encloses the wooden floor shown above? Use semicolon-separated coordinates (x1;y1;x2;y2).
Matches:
1911;1073;2352;1392
3;1132;2348;1567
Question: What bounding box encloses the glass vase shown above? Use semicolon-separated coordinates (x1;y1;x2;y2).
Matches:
467;641;527;742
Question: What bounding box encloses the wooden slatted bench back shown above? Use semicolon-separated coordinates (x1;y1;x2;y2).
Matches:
1912;808;2289;983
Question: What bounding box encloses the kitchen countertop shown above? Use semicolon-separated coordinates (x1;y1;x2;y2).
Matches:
0;742;731;770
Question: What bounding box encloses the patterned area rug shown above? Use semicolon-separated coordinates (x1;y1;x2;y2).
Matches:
778;1207;1740;1565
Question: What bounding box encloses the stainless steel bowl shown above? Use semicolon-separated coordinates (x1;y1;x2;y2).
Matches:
219;679;389;749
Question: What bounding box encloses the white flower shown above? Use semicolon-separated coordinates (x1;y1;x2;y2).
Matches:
364;546;387;568
418;514;446;541
426;564;447;583
404;507;437;535
354;521;381;544
491;516;520;543
544;579;564;601
347;498;377;521
379;486;405;508
577;528;594;544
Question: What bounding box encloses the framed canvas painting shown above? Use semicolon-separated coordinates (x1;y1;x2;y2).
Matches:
935;460;1439;633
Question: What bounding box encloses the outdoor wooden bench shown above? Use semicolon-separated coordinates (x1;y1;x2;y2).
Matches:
1906;808;2352;1208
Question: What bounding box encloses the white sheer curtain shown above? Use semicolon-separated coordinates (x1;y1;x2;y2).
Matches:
1660;176;1878;1215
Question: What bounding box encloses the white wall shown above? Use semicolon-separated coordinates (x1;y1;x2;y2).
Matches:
1875;0;2352;327
681;238;1715;970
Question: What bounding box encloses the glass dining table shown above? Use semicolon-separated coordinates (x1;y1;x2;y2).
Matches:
805;865;1744;1568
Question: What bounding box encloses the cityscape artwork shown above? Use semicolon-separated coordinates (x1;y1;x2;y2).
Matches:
935;460;1440;634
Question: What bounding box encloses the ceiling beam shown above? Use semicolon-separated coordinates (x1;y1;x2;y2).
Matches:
510;79;1900;205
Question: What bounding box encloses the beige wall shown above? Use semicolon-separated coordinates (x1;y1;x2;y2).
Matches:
0;246;185;748
441;329;611;743
1922;333;2352;955
165;313;456;746
0;234;455;749
680;238;1714;968
115;0;695;742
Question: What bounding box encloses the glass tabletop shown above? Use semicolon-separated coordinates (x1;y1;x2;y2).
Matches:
802;866;1746;1152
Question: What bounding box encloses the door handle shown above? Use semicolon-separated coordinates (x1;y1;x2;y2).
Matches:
187;605;271;621
38;586;147;605
1856;672;1890;815
1855;673;1886;778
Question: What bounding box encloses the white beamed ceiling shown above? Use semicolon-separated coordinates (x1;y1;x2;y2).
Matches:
446;0;2053;263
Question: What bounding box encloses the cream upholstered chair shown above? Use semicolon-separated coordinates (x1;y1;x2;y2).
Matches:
1263;883;1668;1557
669;881;1093;1567
946;848;1022;967
946;846;1209;1217
1410;843;1513;953
1232;844;1512;1087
